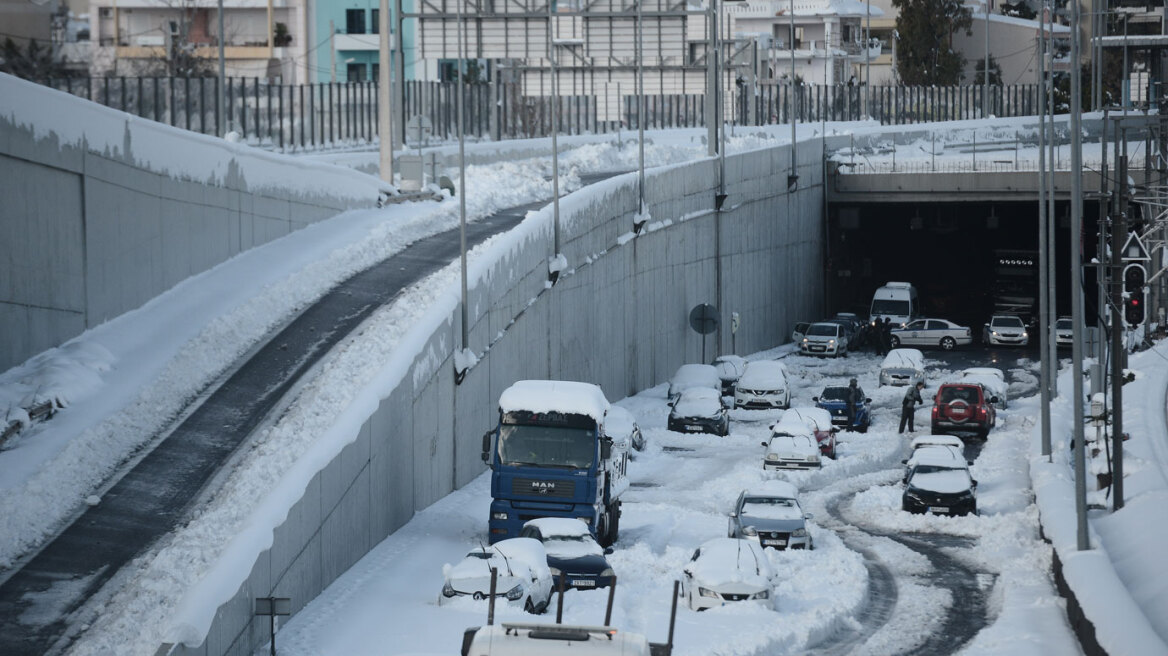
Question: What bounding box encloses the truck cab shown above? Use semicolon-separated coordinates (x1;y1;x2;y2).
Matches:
483;380;628;547
461;623;655;656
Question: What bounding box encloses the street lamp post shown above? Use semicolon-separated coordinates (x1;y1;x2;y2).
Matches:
983;0;990;117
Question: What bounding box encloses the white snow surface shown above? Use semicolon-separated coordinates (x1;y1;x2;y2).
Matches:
0;115;1164;654
498;380;611;423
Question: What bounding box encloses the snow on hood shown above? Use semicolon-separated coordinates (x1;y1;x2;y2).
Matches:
713;355;747;380
771;413;815;438
738;361;788;389
498;380;610;423
782;407;834;433
687;538;774;588
445;538;548;591
907;467;974;495
739;497;804;522
673;387;723;417
767;433;819;457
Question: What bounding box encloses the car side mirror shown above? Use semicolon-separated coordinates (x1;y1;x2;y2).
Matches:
811;396;819;402
901;476;908;485
729;511;738;518
971;479;979;488
804;513;814;520
481;431;492;462
761;441;769;448
604;546;614;555
601;439;612;460
968;460;975;466
865;398;872;403
901;459;908;465
990;396;999;404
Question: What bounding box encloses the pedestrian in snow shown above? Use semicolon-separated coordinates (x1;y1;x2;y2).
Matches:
899;381;925;434
845;378;860;429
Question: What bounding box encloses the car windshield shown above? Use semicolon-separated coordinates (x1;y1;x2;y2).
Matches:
872;299;910;315
808;324;837;336
498;423;596;469
1057;319;1073;329
939;386;979;403
820;387;848;401
741;497;800;519
994;317;1024;328
913;464;963;475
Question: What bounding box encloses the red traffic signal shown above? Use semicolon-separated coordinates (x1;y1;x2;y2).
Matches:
1123;263;1146;327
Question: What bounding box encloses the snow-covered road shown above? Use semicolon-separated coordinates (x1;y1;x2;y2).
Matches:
269;347;1080;656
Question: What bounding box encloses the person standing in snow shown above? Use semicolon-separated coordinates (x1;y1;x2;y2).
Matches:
882;317;893;354
899;381;925;433
845;378;860;429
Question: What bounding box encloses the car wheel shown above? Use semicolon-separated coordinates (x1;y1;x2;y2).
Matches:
940;336;957;350
525;598;536;614
889;335;901;348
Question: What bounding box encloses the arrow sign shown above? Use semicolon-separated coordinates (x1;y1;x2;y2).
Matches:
1122;233;1151;262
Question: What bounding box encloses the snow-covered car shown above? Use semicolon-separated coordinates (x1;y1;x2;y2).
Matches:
605;405;645;452
668;364;721;401
879;348;926;387
909;435;965;453
727;483;814;550
958;367;1008;409
813;385;871;432
902;442;969;478
778;406;838;459
460;623;653;655
679;538;775;611
667;387;730;436
1055;317;1074;348
792;321;810;344
761;421;822;470
734;361;790;409
890;318;972;351
801;321;849;357
712;354;748;395
519;518;615;591
983;315;1029;346
901;450;979;516
441;538;554;613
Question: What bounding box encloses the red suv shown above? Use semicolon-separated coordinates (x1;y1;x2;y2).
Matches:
931;383;997;439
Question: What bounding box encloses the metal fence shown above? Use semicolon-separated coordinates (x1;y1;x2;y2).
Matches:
38;76;1043;151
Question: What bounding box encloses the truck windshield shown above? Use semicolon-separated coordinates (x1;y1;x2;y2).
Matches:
498;423;596;469
871;299;910;315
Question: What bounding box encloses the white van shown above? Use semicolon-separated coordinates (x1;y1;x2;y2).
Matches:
461;623;654;655
870;282;920;329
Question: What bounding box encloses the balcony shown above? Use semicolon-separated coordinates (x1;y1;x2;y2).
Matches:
334;33;380;51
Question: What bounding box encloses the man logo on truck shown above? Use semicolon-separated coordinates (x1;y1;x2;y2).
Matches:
532;481;556;494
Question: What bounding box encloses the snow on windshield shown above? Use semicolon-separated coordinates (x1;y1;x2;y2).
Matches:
740;497;803;521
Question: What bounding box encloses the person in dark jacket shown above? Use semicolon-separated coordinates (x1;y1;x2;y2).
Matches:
881;318;893;354
899;381;925;434
845;378;860;428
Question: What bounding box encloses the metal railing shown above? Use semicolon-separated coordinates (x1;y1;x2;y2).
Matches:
35;76;1046;151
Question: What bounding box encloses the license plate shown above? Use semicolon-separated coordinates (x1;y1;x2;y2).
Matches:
571;580;596;587
928;506;950;514
687;424;703;431
762;539;787;546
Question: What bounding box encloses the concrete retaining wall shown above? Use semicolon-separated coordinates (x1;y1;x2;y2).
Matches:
0;74;387;372
173;139;826;655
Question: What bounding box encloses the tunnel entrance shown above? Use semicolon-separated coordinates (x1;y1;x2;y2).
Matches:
825;200;1102;331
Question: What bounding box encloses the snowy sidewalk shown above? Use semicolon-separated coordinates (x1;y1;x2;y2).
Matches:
1030;340;1168;654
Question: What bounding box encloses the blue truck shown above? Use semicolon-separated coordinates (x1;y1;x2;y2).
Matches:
481;380;629;546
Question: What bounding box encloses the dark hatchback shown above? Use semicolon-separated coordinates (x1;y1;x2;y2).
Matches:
667;387;730;436
901;455;978;516
814;386;871;432
519;518;615;590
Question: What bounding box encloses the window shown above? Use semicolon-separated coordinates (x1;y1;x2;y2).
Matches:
345;8;366;35
347;62;367;82
371;9;379;34
372;63;379;80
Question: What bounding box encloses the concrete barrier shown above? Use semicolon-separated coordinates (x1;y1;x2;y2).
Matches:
170;140;826;654
0;73;388;372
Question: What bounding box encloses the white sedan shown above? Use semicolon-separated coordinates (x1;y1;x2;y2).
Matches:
440;538;553;614
679;538;775;611
890;318;972;351
762;422;822;470
734;361;790;410
983;315;1029;346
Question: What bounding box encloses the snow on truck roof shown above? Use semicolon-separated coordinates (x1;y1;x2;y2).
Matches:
499;380;610;423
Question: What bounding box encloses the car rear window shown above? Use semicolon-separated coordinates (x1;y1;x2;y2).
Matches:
939;386;980;403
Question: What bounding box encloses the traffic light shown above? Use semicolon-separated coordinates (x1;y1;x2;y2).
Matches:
1123;263;1146;327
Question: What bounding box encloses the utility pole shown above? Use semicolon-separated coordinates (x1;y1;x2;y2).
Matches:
378;0;393;183
707;0;718;157
217;0;226;136
1111;150;1127;510
1038;23;1052;457
330;20;337;83
1070;0;1090;551
983;0;990;117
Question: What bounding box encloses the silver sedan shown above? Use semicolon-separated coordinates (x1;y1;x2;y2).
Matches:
890;318;972;351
